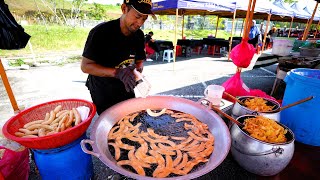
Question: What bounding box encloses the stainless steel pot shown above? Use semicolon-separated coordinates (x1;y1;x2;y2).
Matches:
80;96;231;180
230;115;295;176
231;96;281;122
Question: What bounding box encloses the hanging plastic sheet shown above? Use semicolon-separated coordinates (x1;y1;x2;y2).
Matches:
230;38;256;68
222;71;276;102
222;71;250;102
0;0;30;50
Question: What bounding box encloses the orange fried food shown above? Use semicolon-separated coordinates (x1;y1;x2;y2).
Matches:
244;97;275;112
243;116;287;143
108;142;121;160
115;136;135;150
173;150;183;167
135;142;157;164
117;150;150;176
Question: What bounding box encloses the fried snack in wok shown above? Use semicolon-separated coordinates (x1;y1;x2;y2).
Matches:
107;109;215;178
243;116;287;143
244;97;275;112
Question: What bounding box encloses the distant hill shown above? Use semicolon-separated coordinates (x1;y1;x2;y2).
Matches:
4;0;121;17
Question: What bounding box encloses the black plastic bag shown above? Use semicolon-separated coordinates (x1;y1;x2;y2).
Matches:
0;0;30;50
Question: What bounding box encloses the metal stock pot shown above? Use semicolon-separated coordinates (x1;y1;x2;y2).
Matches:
232;96;281;122
81;96;231;180
230;115;295;176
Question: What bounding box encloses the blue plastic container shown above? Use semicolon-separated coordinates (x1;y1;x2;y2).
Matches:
280;68;320;146
32;134;93;179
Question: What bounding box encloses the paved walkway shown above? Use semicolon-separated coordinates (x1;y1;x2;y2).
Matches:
0;54;275;127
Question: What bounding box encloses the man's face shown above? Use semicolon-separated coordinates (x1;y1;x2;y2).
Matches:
123;5;148;33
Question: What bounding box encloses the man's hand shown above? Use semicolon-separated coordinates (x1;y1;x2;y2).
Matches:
115;65;136;92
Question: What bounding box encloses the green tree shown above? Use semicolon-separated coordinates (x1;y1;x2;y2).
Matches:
282;0;298;3
71;0;88;19
88;3;106;20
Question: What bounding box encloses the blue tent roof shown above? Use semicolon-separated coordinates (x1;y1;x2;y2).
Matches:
290;2;313;19
152;0;236;14
151;0;305;22
231;0;293;17
269;1;294;17
303;1;320;21
232;0;270;14
273;0;310;20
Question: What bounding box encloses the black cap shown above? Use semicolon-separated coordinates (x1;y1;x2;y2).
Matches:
124;0;156;20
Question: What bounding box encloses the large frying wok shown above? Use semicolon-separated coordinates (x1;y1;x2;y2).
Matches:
81;96;231;180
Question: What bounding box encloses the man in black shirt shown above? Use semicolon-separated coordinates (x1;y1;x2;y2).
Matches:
81;0;156;115
145;31;154;44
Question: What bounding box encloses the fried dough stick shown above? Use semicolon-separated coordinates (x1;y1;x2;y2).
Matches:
117;150;150;176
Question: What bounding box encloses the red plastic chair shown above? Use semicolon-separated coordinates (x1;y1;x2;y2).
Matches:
145;43;155;56
176;45;182;56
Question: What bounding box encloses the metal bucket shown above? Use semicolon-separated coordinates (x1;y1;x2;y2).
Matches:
80;96;231;180
231;96;281;122
230;115;295;176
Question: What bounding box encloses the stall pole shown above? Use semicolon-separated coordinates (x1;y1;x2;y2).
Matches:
234;19;238;36
228;10;237;60
240;18;245;37
302;2;318;41
215;16;220;38
248;0;257;32
302;19;310;40
0;59;19;111
262;14;271;51
288;17;294;38
243;0;252;39
314;21;320;37
173;8;179;71
182;14;185;39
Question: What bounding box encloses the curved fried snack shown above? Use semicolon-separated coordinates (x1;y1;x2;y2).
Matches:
108;109;216;178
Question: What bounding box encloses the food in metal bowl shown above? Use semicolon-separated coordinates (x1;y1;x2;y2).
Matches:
231;115;294;176
107;108;215;178
243;97;275;112
232;96;281;122
243;116;287;143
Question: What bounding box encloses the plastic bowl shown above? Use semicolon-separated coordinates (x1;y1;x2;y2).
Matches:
2;99;96;149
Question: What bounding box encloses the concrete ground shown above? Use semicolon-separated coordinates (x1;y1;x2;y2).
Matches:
0;54;278;179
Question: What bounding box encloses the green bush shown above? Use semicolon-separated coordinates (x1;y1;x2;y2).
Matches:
9;59;25;66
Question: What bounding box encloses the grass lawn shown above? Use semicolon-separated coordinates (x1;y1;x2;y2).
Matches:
0;25;91;57
0;25;231;58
